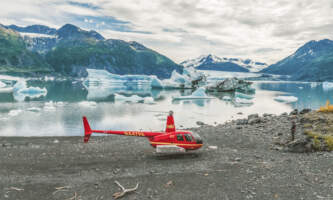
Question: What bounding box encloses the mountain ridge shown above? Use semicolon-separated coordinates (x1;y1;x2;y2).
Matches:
0;23;182;78
261;39;333;81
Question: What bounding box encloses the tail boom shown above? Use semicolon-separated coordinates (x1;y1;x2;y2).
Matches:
82;116;162;143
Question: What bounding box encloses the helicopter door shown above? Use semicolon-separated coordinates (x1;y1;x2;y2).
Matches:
184;134;194;146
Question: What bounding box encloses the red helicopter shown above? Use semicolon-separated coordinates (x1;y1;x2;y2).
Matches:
83;111;203;153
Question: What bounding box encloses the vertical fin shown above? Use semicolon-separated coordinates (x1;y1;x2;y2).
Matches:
83;116;92;143
165;113;176;133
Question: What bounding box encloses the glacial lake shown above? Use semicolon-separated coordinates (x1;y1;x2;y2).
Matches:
0;71;332;137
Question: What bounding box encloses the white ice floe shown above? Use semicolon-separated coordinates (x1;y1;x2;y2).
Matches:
172;87;214;100
143;97;155;104
235;97;253;104
222;96;232;101
235;92;254;100
27;107;41;112
0;87;13;93
0;81;6;88
86;69;153;83
150;77;164;88
310;82;320;88
322;82;333;91
274;96;298;103
8;109;23;117
44;101;56;111
114;94;144;103
78;101;97;107
13;81;47;101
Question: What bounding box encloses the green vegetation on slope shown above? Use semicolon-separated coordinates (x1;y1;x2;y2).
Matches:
0;26;52;75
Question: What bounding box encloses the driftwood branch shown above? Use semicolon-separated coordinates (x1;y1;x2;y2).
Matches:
113;181;139;199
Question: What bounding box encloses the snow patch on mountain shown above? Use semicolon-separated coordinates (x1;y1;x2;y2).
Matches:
181;54;268;72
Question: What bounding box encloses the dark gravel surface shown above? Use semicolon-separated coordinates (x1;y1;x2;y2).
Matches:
0;113;332;200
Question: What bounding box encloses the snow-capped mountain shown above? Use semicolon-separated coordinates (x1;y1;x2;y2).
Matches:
261;39;333;81
181;54;268;72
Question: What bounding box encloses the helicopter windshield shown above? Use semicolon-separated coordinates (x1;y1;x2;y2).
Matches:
192;132;203;144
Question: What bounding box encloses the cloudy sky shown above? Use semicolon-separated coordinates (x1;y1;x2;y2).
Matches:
1;0;332;64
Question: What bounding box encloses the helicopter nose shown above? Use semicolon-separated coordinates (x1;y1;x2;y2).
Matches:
196;139;203;144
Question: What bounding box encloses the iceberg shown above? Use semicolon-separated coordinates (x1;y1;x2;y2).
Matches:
13;81;47;101
85;69;153;83
310;82;320;88
143;97;155;104
274;95;298;103
0;81;6;88
8;109;23;117
172;87;214;100
114;94;145;103
235;92;254;100
44;101;56;111
27;107;41;112
322;82;333;91
150;77;164;89
235;97;253;104
222;96;232;101
78;101;97;107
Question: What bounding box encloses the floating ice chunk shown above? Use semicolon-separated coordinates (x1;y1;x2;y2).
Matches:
86;69;153;82
19;87;47;95
183;67;204;81
13;80;47;101
44;76;55;81
8;109;23;117
114;94;144;103
0;81;6;88
44;101;56;111
150;77;164;89
144;97;155;104
27;107;41;112
78;101;97;107
322;82;333;91
0;87;13;93
222;96;232;101
172;87;214;100
235;92;254;100
310;82;320;88
274;96;298;103
13;81;26;93
235;97;253;104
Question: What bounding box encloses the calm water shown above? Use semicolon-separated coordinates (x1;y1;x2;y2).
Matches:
0;71;332;137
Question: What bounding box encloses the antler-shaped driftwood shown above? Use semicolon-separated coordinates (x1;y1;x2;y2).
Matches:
113;181;139;199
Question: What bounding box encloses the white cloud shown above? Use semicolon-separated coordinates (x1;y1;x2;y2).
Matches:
0;0;333;64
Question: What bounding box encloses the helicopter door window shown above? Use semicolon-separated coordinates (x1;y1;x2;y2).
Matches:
177;134;184;141
184;134;192;142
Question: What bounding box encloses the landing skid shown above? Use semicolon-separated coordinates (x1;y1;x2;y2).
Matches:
155;145;186;154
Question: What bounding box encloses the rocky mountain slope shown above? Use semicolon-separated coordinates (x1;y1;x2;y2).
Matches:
0;24;182;78
181;54;268;72
0;25;53;75
261;39;333;81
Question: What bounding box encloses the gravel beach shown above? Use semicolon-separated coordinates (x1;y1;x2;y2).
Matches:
0;112;332;200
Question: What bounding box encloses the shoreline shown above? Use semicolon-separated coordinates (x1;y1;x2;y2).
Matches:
1;111;332;200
